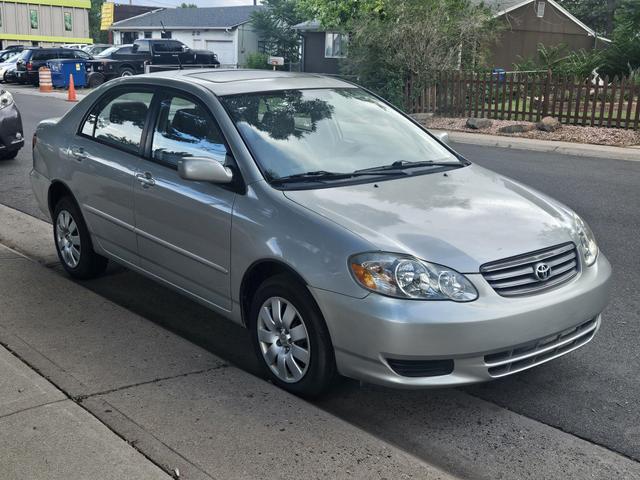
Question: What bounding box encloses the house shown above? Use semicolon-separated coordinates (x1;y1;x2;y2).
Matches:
294;0;607;74
477;0;609;69
100;3;159;45
0;0;91;48
109;5;263;67
293;20;347;75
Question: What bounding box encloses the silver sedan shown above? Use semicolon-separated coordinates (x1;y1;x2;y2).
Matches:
30;70;611;396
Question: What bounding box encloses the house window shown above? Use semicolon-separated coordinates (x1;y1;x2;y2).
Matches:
161;31;172;39
144;31;152;39
64;12;72;31
536;0;545;17
0;9;3;28
29;9;38;29
325;32;347;58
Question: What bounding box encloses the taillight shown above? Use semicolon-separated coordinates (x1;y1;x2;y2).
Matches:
26;62;33;71
32;133;37;149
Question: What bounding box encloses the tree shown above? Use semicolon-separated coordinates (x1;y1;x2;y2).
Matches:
89;0;108;44
297;0;385;28
556;0;610;35
179;3;197;7
250;0;307;67
336;0;497;105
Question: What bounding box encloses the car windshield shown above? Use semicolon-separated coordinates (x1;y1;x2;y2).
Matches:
221;88;460;183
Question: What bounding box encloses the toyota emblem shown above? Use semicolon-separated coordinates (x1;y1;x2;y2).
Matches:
534;262;552;281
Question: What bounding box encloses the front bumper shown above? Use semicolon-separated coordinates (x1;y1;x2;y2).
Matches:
311;253;612;388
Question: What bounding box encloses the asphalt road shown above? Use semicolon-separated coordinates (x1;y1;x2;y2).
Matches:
2;90;639;476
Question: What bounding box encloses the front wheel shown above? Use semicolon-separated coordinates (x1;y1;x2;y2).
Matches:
249;274;336;397
53;196;108;279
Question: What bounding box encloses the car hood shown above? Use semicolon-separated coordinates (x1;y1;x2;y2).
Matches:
283;164;577;272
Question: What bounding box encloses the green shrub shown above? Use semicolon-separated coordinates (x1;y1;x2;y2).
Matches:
245;52;271;70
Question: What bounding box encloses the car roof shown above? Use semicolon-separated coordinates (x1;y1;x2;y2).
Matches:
129;69;358;96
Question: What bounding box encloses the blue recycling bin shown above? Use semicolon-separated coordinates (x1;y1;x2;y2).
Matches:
47;59;87;88
492;68;506;82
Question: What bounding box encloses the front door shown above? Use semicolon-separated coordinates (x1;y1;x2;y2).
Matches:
71;88;153;265
134;92;235;311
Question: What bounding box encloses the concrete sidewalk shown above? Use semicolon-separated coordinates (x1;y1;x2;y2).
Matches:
0;265;170;480
0;247;452;479
434;129;640;162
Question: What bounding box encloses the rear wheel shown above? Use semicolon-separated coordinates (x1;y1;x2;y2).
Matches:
249;274;336;397
53;196;108;279
119;67;135;77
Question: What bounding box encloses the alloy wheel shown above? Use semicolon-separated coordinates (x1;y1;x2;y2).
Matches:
55;210;81;268
257;296;311;383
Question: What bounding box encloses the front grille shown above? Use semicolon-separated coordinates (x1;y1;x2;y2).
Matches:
386;358;454;377
484;317;598;377
481;242;579;297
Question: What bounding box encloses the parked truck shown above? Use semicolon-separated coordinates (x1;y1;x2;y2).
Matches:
87;39;220;86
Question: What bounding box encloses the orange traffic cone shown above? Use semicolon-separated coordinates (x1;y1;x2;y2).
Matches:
67;74;77;102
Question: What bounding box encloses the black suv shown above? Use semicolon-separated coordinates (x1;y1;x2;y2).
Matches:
15;48;92;85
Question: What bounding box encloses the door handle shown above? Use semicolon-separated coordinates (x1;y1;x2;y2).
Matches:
136;172;156;188
70;146;88;161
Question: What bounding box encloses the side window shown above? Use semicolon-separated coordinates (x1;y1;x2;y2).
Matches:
151;95;227;168
136;41;150;53
58;50;75;59
81;91;153;154
74;50;91;59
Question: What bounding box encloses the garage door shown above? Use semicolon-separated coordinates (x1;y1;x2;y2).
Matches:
205;40;235;66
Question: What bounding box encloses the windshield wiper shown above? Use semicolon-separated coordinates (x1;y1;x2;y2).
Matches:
355;160;462;174
270;169;403;185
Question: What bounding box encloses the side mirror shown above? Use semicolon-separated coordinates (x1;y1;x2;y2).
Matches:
131;44;139;52
182;45;189;52
178;156;233;184
433;131;450;145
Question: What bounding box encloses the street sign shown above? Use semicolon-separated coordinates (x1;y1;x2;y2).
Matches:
100;3;114;31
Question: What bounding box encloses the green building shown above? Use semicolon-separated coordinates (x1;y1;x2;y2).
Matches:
0;0;92;48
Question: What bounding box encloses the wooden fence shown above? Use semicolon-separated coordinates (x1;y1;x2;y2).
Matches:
405;71;640;129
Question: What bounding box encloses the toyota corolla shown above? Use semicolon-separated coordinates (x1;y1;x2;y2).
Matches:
30;70;611;396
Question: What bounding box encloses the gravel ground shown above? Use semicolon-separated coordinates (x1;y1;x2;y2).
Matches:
418;116;640;147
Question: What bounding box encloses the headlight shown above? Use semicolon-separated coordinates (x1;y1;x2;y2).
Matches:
0;90;13;110
350;252;478;301
573;214;598;267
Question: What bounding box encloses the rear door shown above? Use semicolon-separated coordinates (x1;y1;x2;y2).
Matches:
71;87;155;265
133;90;235;310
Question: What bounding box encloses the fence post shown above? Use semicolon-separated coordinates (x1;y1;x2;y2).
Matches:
541;69;552;118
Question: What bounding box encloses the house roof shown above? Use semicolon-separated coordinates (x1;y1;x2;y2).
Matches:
472;0;607;38
293;20;322;32
111;5;263;30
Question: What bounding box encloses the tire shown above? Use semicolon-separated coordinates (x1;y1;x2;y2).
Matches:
0;149;19;160
88;73;105;88
119;67;135;77
53;196;108;279
249;274;337;397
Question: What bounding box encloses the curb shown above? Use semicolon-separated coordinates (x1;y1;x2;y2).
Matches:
432;130;640;162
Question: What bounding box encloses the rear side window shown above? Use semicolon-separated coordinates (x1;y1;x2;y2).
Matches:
151;95;227;168
81;91;153;154
32;50;57;61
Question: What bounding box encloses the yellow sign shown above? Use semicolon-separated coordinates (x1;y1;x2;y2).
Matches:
100;2;114;31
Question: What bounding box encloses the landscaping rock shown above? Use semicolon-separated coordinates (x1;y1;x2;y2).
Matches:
466;117;493;129
537;116;562;132
499;124;536;134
